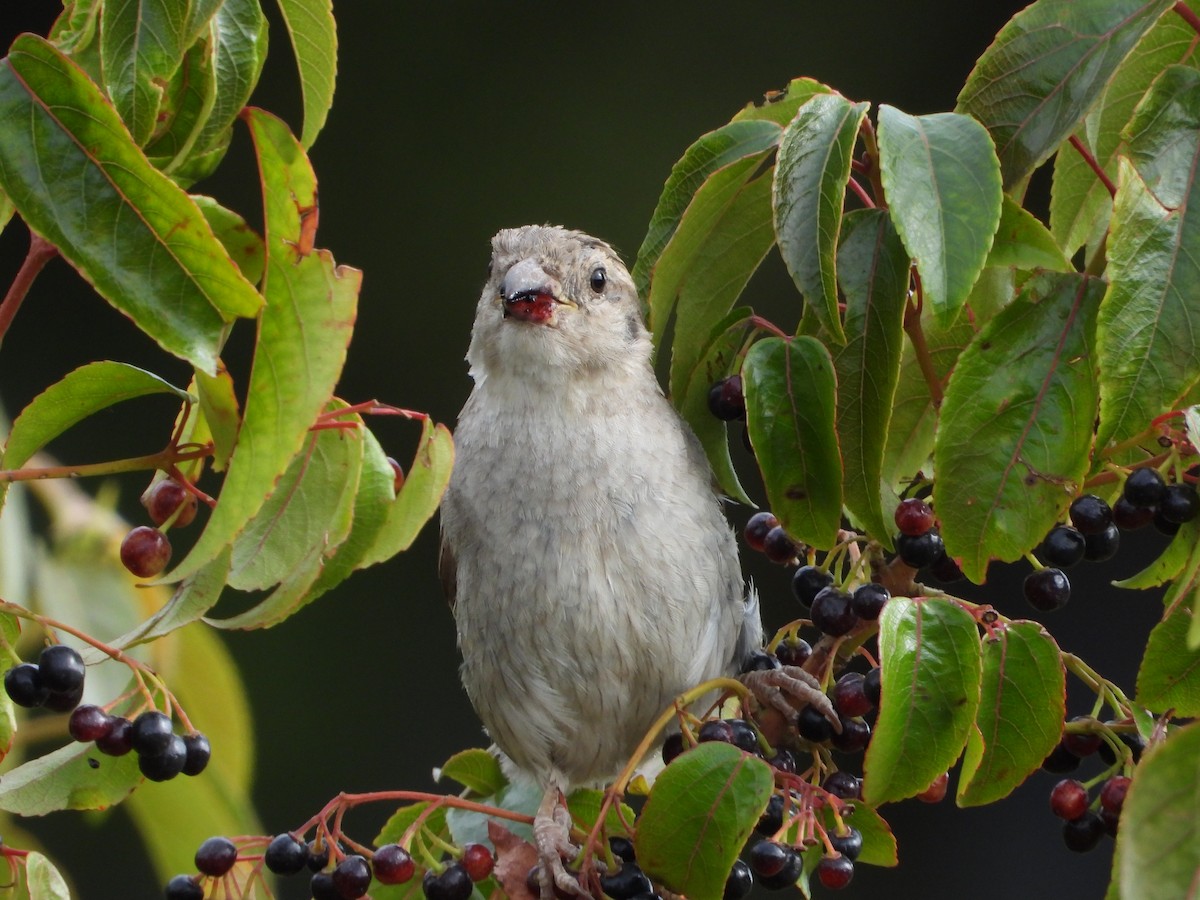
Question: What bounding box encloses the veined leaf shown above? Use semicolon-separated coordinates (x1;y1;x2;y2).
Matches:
143;34;218;175
732;77;832;128
275;0;337;147
100;0;189;144
773;93;869;343
935;273;1102;583
0;741;141;815
1138;594;1200;715
27;852;70;900
957;0;1175;189
987;195;1072;272
0;36;264;372
877;106;1002;325
196;0;269;154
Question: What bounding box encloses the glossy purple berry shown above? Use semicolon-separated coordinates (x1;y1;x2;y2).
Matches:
1123;468;1166;508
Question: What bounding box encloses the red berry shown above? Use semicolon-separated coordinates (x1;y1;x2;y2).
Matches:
68;704;114;742
120;526;172;578
461;843;494;882
142;479;197;527
917;772;949;803
1050;779;1089;821
832;672;872;718
744;511;778;552
373;843;415;885
894;498;934;536
386;456;405;493
1099;775;1131;815
762;526;799;564
1062;717;1102;758
816;855;854;890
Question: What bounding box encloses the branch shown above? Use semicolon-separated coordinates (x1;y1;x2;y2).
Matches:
0;232;57;343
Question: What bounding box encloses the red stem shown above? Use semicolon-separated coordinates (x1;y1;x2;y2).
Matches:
0;232;57;343
1174;1;1200;34
1068;135;1117;199
847;176;876;208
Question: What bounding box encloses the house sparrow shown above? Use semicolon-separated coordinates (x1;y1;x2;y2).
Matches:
439;225;762;896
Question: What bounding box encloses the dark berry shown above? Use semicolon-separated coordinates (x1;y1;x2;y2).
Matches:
815;855;854;890
182;733;211;776
1153;507;1182;535
810;587;858;637
1160;483;1200;523
757;849;802;890
832;672;872;718
698;720;735;745
44;681;85;712
609;836;636;863
1123;468;1166;509
1062;811;1106;852
97;716;133;756
661;732;686;765
1024;567;1070;611
1049;779;1089;820
120;526;173;578
4;663;48;708
139;734;188;781
727;718;759;754
373;843;415;884
894;498;935;536
423;863;474;900
895;529;945;568
1098;728;1147;765
1069;494;1112;534
791;565;833;609
744;512;779;552
131;710;175;755
756;794;784;835
307;840;331;872
195;836;238;876
774;638;812;668
863;667;881;707
828;826;862;861
917;771;949;803
1041;742;1082;774
850;582;889;620
767;748;798;773
310;872;340;900
724;859;754;900
143;479;198;527
599;863;653;899
1112;495;1155;530
797;705;834;743
739;649;780;673
1100;804;1121;836
165;875;204;900
37;645;86;694
708;375;746;421
69;704;114;742
1037;526;1086;568
928;552;966;583
264;833;309;876
1062;717;1102;758
747;840;791;878
333;854;372;898
831;716;871;754
1083;523;1119;561
386;457;405;493
1099;775;1131;815
461;843;494;882
762;526;799;564
822;770;862;800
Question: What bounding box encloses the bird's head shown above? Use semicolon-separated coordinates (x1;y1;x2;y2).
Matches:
466;225;650;380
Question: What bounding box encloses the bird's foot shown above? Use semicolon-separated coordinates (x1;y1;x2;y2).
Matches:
534;786;586;899
741;666;841;732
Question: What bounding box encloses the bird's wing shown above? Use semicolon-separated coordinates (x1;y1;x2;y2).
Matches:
438;532;458;613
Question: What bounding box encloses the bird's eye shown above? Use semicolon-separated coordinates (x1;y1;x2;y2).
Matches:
589;266;607;294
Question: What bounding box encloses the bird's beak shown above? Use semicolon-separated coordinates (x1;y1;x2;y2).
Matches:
500;258;576;324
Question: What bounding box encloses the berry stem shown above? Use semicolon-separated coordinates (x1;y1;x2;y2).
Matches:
846;176;876;209
902;275;944;408
1174;0;1200;34
0;231;57;344
0;443;212;485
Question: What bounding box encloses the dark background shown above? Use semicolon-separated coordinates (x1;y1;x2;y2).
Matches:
0;2;1170;898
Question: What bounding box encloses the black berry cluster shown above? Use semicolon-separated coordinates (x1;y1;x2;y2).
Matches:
4;644;86;712
80;708;212;781
892;498;961;581
744;511;803;565
1119;467;1198;535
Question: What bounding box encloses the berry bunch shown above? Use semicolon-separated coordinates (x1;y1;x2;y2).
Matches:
4;644;86;712
120;476;204;579
744;511;803;565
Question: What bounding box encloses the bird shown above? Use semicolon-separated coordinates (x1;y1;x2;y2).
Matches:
438;225;763;897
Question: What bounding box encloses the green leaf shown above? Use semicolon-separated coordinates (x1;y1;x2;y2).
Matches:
1115;721;1200;899
1050;3;1200;256
732;77;832;127
166;108;359;582
275;0;337;147
956;0;1175;189
636;742;773;900
987;195;1072;272
191;194;265;285
1096;157;1200;451
356;418;454;569
831;209;909;542
1137;603;1200;715
864;597;983;805
676;310;757;505
195;0;269;155
0;36;264;371
633;119;782;302
667;172;775;405
26;852;70;900
567;788;637;838
0;741;141;815
436;748;507;797
935;273;1102;583
108;548;230;649
143;36;217;175
0;361;187;513
1115;518;1200;589
193;364;241;471
957;621;1066;806
743;336;842;550
376;801;449;847
877;106;1002;325
646;151;775;353
773;93;870;343
99;0;189;144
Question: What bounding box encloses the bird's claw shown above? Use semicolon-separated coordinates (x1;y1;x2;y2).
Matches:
742;665;841;732
533;790;586;898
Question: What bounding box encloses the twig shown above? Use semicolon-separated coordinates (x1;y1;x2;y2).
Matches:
0;232;57;343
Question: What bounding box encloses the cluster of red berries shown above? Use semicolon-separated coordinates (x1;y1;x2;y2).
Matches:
119;477;200;579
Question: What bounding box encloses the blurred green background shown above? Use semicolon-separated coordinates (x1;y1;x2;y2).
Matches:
0;2;1169;898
